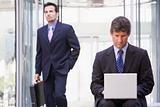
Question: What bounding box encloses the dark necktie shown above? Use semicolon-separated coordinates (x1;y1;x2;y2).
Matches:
116;50;124;73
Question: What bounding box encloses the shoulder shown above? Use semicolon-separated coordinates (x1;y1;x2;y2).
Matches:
96;46;113;59
59;22;72;27
37;25;47;32
58;22;73;30
128;44;148;56
129;44;147;52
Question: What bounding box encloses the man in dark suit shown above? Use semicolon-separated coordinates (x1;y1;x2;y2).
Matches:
34;2;80;107
90;16;154;107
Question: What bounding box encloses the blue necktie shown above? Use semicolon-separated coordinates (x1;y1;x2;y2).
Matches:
116;50;124;73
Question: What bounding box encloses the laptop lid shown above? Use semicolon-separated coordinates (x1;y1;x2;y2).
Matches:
104;73;137;99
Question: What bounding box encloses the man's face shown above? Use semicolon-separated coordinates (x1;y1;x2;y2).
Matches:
44;5;58;23
111;31;129;49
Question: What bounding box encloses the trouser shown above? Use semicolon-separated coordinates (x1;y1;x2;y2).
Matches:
43;66;68;107
98;99;142;107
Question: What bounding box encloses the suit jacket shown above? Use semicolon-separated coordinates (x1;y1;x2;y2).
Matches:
90;44;154;106
35;21;80;81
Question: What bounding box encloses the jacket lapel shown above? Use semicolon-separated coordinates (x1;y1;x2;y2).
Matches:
41;22;62;45
50;22;61;43
106;44;135;73
106;46;117;73
41;25;50;45
124;44;135;73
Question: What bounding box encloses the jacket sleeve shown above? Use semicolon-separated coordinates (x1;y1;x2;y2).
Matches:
90;53;104;97
137;50;154;97
66;25;80;69
35;29;42;75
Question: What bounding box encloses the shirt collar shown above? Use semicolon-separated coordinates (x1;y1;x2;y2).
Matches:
114;43;128;55
48;20;57;31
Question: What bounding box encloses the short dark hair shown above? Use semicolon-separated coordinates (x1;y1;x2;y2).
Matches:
44;2;59;13
110;16;131;35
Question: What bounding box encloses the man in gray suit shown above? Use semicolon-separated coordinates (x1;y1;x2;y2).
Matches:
90;16;154;107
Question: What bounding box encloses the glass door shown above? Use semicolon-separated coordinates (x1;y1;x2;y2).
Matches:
16;0;41;107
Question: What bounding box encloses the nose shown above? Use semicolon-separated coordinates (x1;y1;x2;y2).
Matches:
47;12;50;16
117;36;123;42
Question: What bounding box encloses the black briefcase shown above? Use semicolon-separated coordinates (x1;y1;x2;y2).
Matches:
30;81;45;107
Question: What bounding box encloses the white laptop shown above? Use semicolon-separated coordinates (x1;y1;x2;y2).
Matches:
104;73;137;99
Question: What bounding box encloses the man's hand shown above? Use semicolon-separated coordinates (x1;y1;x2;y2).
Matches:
34;74;40;82
102;90;104;95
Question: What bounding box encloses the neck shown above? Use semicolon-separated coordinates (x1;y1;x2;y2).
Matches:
48;20;57;25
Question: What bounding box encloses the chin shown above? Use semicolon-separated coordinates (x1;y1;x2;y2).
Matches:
116;45;123;49
49;20;56;23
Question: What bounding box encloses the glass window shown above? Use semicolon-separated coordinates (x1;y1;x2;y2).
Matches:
0;0;15;107
60;0;160;106
140;1;157;104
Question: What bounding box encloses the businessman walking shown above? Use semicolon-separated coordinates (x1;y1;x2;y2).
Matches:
35;2;80;107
